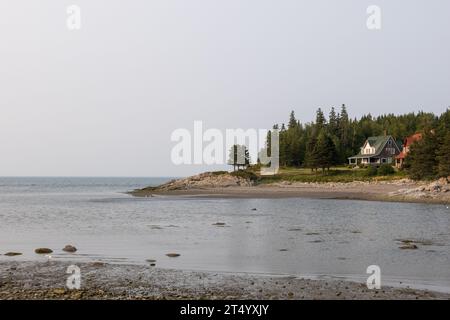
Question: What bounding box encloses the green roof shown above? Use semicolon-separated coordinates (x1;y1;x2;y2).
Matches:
348;135;398;159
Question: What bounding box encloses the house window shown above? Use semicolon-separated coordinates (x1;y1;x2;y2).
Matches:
386;147;396;154
382;158;387;163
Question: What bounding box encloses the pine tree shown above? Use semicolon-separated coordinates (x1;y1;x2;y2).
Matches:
437;132;450;178
315;108;326;130
406;132;439;180
228;145;250;171
288;111;297;129
337;104;351;162
314;132;337;173
329;107;338;136
305;135;318;172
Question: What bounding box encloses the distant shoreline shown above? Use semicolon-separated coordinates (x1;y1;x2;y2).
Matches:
130;174;450;205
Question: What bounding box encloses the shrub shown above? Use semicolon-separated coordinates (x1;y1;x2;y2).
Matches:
211;171;228;176
365;165;378;177
377;164;395;175
230;170;258;181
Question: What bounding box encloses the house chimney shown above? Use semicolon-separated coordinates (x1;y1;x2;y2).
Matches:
383;130;387;136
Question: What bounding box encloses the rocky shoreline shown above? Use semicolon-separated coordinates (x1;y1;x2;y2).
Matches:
130;172;450;204
1;261;449;300
132;172;255;195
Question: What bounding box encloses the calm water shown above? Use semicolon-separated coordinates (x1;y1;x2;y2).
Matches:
0;177;449;292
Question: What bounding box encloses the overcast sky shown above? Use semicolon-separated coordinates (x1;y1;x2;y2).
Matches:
0;0;449;177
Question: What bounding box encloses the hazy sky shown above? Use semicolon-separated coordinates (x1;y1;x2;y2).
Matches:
0;0;449;177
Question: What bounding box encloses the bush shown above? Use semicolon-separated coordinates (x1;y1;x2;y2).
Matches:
230;170;258;181
365;166;378;177
211;171;227;176
377;164;395;175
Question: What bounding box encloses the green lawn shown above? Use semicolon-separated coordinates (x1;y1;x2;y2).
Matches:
248;166;407;184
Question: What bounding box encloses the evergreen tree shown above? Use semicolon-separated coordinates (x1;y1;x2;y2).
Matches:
288;110;297;129
305;134;318;172
315;108;326;130
314;132;337;173
264;106;448;177
437;132;450;178
227;145;250;171
340;104;349;124
329;107;338;136
406;132;439;180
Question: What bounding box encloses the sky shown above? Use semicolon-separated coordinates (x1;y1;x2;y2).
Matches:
0;0;449;177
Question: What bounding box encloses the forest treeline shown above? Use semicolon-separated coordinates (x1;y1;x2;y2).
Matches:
264;105;449;179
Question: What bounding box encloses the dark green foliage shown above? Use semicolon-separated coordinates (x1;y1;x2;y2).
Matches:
377;164;395;175
437;131;450;178
365;166;378;177
211;171;228;176
315;108;326;131
304;134;318;171
269;106;448;179
227;145;250;171
405;133;439;180
230;170;258;181
313;132;338;173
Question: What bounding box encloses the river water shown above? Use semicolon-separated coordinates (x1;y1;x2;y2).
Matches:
0;177;449;292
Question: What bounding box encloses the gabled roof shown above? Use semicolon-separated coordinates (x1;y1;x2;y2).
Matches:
396;133;423;159
404;133;422;147
348;135;400;159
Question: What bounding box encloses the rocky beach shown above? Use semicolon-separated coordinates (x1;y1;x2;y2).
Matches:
1;261;449;300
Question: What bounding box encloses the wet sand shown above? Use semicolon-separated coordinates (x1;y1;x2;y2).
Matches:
1;261;449;300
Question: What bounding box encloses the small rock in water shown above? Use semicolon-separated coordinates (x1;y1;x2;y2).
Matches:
62;245;77;253
150;263;156;267
148;225;163;230
166;253;180;258
212;222;226;226
4;252;22;256
399;244;418;250
251;208;257;211
146;259;157;263
279;249;288;252
35;248;53;254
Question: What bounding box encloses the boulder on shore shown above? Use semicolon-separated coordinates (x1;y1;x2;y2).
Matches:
62;245;77;253
35;248;53;254
166;253;180;258
389;178;450;203
399;244;418;250
4;252;22;256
